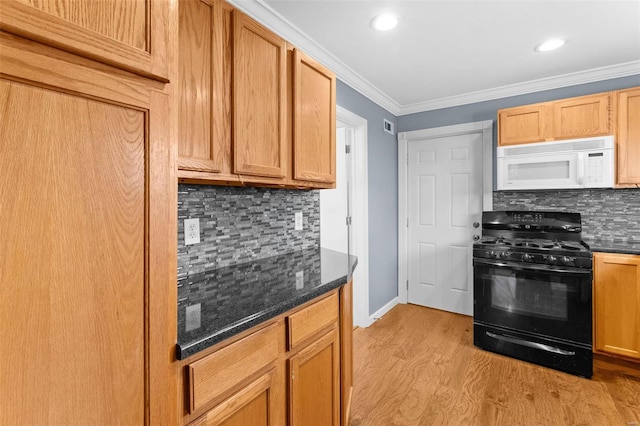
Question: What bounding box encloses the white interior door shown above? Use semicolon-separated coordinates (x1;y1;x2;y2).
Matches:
407;132;483;316
320;127;349;253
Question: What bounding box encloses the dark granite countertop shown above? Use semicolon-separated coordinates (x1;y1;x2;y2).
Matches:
176;247;357;359
584;238;640;256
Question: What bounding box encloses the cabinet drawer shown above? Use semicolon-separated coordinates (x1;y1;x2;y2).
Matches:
188;322;281;413
287;293;339;351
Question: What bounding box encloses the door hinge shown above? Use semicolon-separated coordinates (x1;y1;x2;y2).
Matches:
406;218;409;227
406;153;409;165
346;216;352;226
406;280;409;290
345;144;351;154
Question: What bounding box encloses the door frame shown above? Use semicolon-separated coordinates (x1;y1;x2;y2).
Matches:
397;120;493;304
336;105;371;328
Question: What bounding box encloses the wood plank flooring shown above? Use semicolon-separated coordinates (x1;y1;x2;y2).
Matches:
349;304;640;426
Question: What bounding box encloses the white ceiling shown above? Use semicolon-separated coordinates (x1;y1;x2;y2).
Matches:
230;1;640;115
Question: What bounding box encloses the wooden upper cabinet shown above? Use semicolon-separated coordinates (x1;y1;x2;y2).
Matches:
498;92;616;146
178;0;229;173
233;11;287;179
292;49;336;184
553;92;614;140
617;87;640;185
594;253;640;361
0;0;170;81
498;103;551;145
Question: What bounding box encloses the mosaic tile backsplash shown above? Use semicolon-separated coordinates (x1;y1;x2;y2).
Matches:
493;188;640;242
178;184;320;280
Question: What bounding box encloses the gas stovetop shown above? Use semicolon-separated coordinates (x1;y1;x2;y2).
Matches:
474;211;592;269
473;237;592;268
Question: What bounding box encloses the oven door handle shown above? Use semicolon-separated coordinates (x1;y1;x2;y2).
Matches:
486;331;576;356
473;258;592;276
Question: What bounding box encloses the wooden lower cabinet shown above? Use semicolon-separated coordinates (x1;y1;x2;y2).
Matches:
184;290;350;426
594;252;640;361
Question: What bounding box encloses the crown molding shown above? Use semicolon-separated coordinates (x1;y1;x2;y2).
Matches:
226;1;640;117
398;61;640;115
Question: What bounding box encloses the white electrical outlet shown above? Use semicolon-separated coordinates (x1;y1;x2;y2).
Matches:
184;218;200;245
185;303;201;331
294;212;303;231
295;270;304;289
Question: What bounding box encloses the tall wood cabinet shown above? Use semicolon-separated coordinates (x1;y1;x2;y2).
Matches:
0;16;176;426
594;252;640;361
617;87;640;185
177;0;336;188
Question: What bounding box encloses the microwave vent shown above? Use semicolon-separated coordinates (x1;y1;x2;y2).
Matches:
501;136;613;157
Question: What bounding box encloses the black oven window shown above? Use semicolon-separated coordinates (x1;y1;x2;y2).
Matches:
490;269;569;321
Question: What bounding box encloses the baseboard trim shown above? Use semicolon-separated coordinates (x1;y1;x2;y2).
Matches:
594;353;640;379
369;297;399;323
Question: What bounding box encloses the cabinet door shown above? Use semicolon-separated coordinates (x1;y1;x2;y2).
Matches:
553;92;613;139
0;0;169;81
178;0;229;173
498;103;551;145
190;369;285;426
594;253;640;360
0;33;175;425
617;87;640;185
233;11;287;178
289;329;340;426
292;49;336;184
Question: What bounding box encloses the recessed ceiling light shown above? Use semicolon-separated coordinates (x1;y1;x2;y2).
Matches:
535;38;566;52
371;13;399;31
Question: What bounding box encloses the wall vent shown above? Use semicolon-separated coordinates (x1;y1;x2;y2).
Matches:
383;118;394;135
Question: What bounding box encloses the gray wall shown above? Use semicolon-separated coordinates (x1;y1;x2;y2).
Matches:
336;80;399;315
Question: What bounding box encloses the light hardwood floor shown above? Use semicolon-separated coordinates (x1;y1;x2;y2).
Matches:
350;304;640;426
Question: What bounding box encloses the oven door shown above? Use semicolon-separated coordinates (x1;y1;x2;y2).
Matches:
473;258;592;345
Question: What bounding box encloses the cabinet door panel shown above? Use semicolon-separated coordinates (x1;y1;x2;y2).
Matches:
553;93;613;139
617;87;640;185
0;78;146;425
293;49;336;183
191;369;285;426
233;11;287;178
0;0;169;80
289;329;340;426
594;253;640;360
0;32;175;425
498;104;551;145
178;0;227;173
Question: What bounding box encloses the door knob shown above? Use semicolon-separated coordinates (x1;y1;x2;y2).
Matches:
473;222;480;228
473;235;480;241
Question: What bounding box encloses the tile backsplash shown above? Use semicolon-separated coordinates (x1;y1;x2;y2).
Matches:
493;188;640;242
178;184;320;279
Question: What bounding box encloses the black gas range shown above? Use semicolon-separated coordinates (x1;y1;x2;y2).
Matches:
473;211;593;378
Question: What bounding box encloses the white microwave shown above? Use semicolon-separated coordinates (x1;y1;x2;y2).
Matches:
497;136;614;190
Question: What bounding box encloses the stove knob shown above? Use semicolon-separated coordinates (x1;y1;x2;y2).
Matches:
489;251;498;259
522;253;534;262
561;256;574;266
500;251;511;259
547;255;557;265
